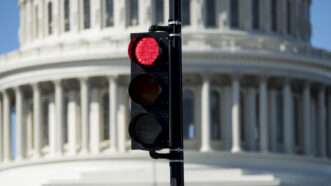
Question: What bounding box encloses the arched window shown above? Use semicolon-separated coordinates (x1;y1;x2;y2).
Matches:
154;0;164;24
211;90;221;140
230;0;239;28
105;0;114;27
182;0;190;26
205;0;217;28
64;0;70;32
271;0;277;32
252;0;260;30
183;89;195;140
128;0;139;26
48;2;53;35
83;0;91;29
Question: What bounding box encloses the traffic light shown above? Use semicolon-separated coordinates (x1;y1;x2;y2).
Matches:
128;31;170;151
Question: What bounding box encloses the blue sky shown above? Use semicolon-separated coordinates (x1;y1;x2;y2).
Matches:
0;0;330;54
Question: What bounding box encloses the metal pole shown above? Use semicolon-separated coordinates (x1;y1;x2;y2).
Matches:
169;0;184;186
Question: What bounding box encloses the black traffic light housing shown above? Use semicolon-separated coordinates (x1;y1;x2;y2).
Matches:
128;31;170;151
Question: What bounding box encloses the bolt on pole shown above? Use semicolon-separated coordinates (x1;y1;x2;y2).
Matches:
168;0;184;186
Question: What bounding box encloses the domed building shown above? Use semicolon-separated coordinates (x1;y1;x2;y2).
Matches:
0;0;331;185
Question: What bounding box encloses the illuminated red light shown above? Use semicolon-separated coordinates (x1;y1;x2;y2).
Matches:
134;37;160;66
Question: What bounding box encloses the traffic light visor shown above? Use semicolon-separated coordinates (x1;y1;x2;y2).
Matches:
129;74;162;106
129;36;160;66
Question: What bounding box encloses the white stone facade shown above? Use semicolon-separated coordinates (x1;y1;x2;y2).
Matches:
1;0;331;186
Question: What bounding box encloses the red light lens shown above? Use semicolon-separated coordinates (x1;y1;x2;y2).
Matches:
135;37;160;66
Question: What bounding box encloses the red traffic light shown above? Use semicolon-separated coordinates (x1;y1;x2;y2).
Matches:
129;36;160;66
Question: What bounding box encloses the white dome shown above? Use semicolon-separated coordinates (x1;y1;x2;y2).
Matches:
0;0;330;186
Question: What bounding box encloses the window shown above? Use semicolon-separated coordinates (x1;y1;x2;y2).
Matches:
102;94;110;141
128;0;139;26
83;0;91;29
276;92;284;147
48;2;53;35
205;0;217;28
105;0;114;27
43;99;50;147
230;0;239;28
211;90;221;140
64;0;70;32
293;94;303;154
154;0;164;24
64;97;69;144
182;0;190;26
252;0;260;30
183;89;195;140
271;0;277;32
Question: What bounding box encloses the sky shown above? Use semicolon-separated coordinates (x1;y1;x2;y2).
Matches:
0;0;330;55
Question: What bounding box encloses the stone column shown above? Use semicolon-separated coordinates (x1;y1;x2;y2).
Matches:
53;0;61;35
109;76;118;152
68;91;79;155
164;0;169;24
139;0;152;27
114;0;126;28
245;88;257;151
218;0;230;29
239;0;252;30
200;75;211;152
191;0;204;28
279;0;287;34
19;2;26;45
117;89;127;153
318;88;327;157
89;89;102;154
15;87;24;161
303;83;313;156
231;78;241;153
259;78;269;152
37;0;43;39
26;1;32;43
91;0;102;29
269;90;278;152
33;84;42;157
26;103;34;157
283;81;294;154
80;78;89;154
261;0;272;32
48;97;56;155
70;0;80;32
54;80;64;155
3;90;11;162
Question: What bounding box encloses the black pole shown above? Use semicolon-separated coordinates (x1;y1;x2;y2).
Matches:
169;0;184;186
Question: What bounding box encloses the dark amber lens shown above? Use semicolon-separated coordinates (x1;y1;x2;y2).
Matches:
129;114;162;146
129;74;162;106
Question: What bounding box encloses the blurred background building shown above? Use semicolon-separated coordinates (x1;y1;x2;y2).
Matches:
0;0;330;185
